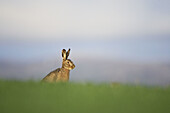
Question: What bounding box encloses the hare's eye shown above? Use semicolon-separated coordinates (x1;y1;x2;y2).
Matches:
67;62;69;64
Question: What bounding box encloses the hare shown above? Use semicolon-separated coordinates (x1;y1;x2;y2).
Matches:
42;48;75;82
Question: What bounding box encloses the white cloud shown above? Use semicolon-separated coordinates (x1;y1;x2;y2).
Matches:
0;0;170;40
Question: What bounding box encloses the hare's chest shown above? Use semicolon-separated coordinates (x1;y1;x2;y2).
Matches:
56;71;69;81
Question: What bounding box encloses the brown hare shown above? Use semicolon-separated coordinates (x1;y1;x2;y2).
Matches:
42;48;75;82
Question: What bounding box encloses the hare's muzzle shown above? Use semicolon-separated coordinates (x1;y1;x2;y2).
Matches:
72;64;75;69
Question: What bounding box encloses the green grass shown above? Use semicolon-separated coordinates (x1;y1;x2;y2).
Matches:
0;80;170;113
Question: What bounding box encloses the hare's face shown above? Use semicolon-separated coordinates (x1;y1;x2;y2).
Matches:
63;59;75;70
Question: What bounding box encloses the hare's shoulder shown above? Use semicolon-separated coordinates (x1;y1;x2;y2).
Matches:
51;68;61;74
48;68;61;77
42;68;61;82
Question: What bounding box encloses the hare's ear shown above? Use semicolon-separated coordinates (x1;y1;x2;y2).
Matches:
66;48;70;59
62;49;66;61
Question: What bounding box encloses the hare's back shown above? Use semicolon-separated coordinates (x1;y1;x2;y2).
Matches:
42;68;60;82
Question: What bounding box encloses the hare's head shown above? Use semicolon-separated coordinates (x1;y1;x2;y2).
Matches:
62;48;75;70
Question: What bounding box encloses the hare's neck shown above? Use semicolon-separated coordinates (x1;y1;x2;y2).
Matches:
61;68;70;73
61;68;70;77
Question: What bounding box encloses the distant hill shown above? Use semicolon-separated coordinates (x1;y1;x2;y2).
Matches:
0;57;170;86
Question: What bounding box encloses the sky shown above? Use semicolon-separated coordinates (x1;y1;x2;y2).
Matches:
0;0;170;61
0;0;170;41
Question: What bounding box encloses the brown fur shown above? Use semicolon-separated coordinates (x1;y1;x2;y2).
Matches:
42;49;75;82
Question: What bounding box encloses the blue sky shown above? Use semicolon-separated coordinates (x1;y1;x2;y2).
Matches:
0;0;170;62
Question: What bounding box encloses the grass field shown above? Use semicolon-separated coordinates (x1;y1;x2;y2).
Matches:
0;80;170;113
